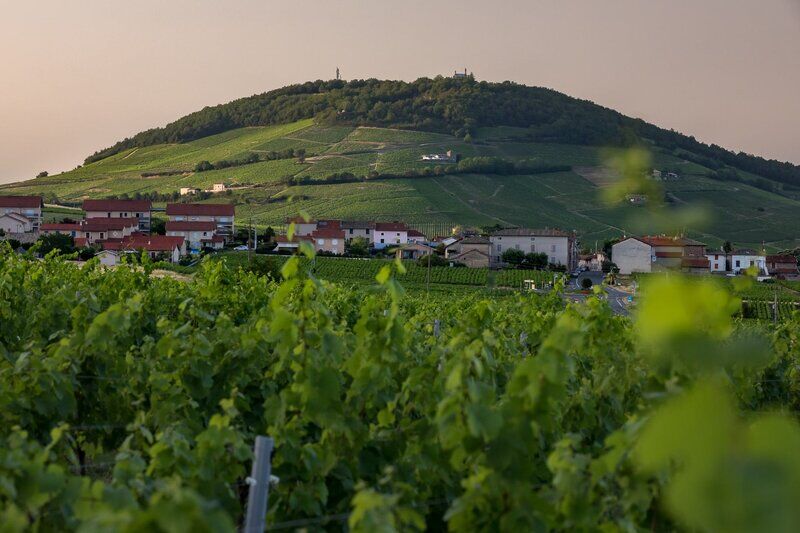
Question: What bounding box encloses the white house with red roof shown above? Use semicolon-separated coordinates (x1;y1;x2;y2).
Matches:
82;199;152;233
373;222;408;249
40;222;82;238
165;220;223;250
79;218;140;245
490;228;577;269
0;196;43;233
166;203;235;241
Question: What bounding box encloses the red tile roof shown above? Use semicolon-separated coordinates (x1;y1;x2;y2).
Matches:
316;220;341;229
74;238;87;247
82;218;139;231
407;229;426;237
767;255;797;264
166;203;235;216
375;222;408;231
83;199;151;211
165;221;217;231
639;235;707;247
311;228;346;239
201;235;225;243
0;196;42;208
102;235;184;252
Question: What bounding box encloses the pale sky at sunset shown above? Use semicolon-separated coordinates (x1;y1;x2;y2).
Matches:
1;0;798;183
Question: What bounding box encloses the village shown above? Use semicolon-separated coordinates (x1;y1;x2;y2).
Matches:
1;194;798;281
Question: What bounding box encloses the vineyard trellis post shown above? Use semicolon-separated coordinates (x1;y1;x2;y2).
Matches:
244;435;274;533
434;319;440;338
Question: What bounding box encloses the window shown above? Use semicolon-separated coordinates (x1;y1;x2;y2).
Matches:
332;239;338;245
735;260;741;268
380;238;385;244
515;244;520;250
203;232;207;236
366;229;370;234
318;239;325;245
396;239;400;244
107;212;111;217
530;245;536;252
551;245;556;253
100;232;104;239
496;244;502;253
349;229;353;234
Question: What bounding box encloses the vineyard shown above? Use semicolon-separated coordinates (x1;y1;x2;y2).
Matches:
211;253;563;290
2;247;800;531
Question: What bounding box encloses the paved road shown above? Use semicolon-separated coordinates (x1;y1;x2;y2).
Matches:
565;272;632;316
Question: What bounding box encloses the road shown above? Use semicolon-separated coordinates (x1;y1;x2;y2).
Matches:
567;271;632;316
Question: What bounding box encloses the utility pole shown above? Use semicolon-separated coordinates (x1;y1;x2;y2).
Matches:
426;249;431;297
248;217;253;266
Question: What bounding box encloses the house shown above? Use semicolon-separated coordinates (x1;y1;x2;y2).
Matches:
612;238;653;275
450;248;491;268
373;222;408;249
96;250;122;267
211;183;227;193
626;194;647;205
311;228;345;255
0;196;43;232
0;212;34;234
286;216;317;237
766;255;799;279
83;199;152;233
274;234;313;253
395;242;434;260
165;220;219;250
80;218;140;245
407;229;427;244
421;150;457;163
101;235;186;263
40;222;81;238
489;228;577;270
612;235;707;275
578;252;606;272
166;203;235;241
706;251;728;272
731;249;766;275
341;221;374;243
180;187;200;196
445;236;490;259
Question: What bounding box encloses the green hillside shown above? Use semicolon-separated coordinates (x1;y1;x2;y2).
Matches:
3;78;800;250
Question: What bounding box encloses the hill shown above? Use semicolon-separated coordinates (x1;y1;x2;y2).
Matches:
3;78;799;250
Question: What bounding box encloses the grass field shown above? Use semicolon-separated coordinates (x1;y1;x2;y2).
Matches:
3;120;799;250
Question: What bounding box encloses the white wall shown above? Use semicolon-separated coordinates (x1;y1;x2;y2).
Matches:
612;239;652;274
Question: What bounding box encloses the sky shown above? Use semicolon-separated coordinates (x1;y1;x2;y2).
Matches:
1;0;798;184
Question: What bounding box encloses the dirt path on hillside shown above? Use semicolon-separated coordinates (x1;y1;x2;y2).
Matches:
121;148;139;160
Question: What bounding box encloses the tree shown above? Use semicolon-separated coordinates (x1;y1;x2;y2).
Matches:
417;253;447;267
296;148;307;164
36;171;48;178
346;237;370;257
37;233;74;256
151;219;166;235
723;241;733;253
194;161;214;172
524;252;548;269
501;248;525;266
263;226;276;242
